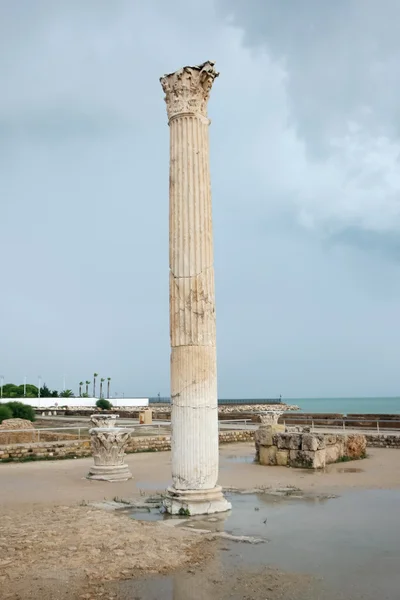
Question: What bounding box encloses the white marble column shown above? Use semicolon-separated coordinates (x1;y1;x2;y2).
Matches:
160;61;231;515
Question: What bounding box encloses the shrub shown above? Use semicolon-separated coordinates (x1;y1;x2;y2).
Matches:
0;405;12;423
96;399;112;411
5;401;36;422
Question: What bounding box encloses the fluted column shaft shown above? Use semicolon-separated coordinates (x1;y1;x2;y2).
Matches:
160;62;231;514
169;111;218;490
160;62;220;493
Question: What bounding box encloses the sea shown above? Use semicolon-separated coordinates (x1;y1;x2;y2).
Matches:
287;397;400;415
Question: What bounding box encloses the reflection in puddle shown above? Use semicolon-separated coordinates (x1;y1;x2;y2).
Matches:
125;489;400;600
336;467;364;473
224;455;255;464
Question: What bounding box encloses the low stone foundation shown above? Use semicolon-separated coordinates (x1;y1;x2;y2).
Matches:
365;434;400;448
0;430;254;461
255;426;367;469
1;429;399;463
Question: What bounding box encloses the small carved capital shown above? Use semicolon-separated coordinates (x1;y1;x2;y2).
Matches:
89;428;132;466
90;414;118;428
260;411;284;425
160;60;219;122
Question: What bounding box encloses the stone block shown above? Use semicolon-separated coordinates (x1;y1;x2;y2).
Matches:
276;450;289;466
276;434;292;450
289;434;302;450
259;445;277;466
344;434;367;459
289;449;326;469
301;434;319;452
325;444;342;464
324;434;338;446
255;426;274;447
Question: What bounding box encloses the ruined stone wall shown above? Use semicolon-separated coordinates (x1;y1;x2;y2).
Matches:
0;430;255;461
365;434;400;448
1;430;399;462
256;428;367;469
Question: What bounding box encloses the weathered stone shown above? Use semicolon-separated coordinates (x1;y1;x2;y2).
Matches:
276;450;289;466
87;427;133;482
325;444;342;463
288;434;302;450
259;411;284;426
290;449;326;469
255;425;273;447
301;434;319;452
160;61;231;516
344;434;367;459
276;434;292;450
259;445;277;466
325;434;338;446
90;414;119;428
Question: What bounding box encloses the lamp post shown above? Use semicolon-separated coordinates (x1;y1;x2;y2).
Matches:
0;376;4;401
24;376;27;398
38;376;42;406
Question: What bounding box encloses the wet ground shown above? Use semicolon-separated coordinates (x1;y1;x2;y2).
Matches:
122;489;400;599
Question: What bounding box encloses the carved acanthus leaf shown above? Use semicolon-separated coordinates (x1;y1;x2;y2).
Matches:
160;60;219;121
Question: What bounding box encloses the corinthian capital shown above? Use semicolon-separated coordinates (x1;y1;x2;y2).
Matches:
160;60;219;122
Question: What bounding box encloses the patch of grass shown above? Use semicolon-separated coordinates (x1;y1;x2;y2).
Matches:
178;507;191;516
335;453;368;464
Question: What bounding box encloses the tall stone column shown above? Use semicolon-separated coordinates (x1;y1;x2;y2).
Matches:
160;61;231;515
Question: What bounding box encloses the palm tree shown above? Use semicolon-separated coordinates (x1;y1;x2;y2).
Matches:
60;389;74;398
78;381;84;397
93;373;98;398
100;378;105;399
85;381;90;396
107;377;111;399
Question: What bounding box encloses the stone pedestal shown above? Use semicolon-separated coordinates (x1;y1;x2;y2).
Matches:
139;410;152;425
87;427;132;482
160;61;230;516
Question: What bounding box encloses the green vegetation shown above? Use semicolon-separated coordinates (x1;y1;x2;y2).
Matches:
5;401;36;422
96;398;112;410
178;507;191;516
336;452;367;463
0;405;12;423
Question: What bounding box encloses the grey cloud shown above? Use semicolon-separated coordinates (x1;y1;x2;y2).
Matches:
1;0;399;399
217;0;400;150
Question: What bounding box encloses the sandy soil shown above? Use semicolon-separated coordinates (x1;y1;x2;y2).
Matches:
1;444;399;513
1;443;399;599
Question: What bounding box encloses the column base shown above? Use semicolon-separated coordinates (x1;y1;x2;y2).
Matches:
87;464;132;482
163;485;232;516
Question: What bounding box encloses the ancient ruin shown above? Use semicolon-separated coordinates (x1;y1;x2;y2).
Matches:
90;414;119;428
160;61;231;515
87;424;132;482
255;424;367;469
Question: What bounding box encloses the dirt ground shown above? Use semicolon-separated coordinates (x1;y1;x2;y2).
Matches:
0;505;215;600
1;443;400;599
1;443;399;512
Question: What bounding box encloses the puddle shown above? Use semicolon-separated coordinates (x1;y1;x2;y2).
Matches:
224;454;255;464
336;467;364;473
125;489;400;599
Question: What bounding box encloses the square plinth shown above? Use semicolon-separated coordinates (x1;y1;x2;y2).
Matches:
163;485;232;516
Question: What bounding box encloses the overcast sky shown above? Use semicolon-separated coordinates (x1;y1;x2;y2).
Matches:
1;0;400;398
